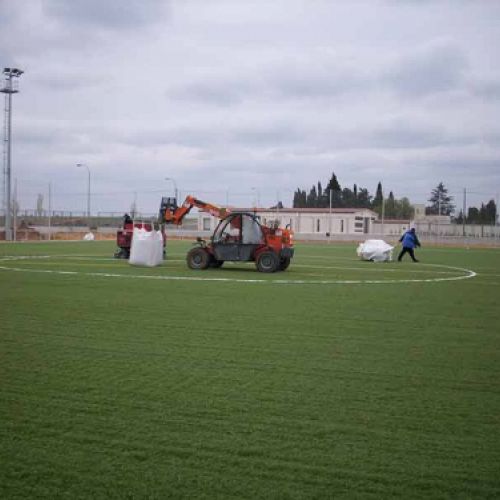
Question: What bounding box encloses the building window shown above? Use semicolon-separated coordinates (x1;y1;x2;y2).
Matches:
340;219;344;233
363;217;369;234
202;218;211;231
317;219;320;232
355;222;363;229
355;216;363;221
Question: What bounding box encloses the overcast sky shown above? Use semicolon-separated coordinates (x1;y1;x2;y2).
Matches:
2;0;500;214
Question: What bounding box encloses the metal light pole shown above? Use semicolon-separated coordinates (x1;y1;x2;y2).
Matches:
381;193;385;236
1;67;23;241
76;163;91;223
48;182;52;241
165;177;178;200
462;187;466;237
329;188;332;241
251;187;260;208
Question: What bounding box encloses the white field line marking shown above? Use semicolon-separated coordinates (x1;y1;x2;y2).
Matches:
292;263;460;275
0;256;476;285
9;255;466;276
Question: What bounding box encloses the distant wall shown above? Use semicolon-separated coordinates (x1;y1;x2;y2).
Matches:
2;222;499;247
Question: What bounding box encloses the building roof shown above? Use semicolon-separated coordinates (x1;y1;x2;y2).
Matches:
373;219;412;224
227;207;378;216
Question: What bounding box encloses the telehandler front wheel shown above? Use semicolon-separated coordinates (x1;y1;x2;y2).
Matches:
187;247;210;270
256;251;279;273
279;256;291;271
209;258;224;268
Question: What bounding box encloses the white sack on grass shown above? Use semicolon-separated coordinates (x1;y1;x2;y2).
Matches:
129;227;163;267
83;232;95;241
357;239;394;262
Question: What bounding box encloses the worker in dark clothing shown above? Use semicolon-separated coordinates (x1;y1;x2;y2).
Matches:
398;228;421;262
123;213;133;227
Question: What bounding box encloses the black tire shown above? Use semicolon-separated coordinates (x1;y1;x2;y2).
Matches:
187;247;210;270
279;256;291;271
209;258;224;268
114;248;129;259
256;251;279;273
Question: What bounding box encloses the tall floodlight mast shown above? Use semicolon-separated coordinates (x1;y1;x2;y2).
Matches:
1;67;23;241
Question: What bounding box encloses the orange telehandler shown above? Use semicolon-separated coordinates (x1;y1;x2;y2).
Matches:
159;195;294;272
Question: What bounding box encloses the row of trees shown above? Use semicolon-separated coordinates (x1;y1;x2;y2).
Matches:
293;172;414;219
293;175;497;225
455;200;497;225
426;182;497;225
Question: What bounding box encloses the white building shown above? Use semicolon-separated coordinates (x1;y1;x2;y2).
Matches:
198;207;378;236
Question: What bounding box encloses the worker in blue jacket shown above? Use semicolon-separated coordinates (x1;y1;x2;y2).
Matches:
398;228;421;262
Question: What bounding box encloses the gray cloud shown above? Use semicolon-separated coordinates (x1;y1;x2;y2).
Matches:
117;121;303;149
42;0;168;30
361;121;472;150
267;63;368;100
382;42;468;97
470;78;500;100
162;42;470;108
167;81;250;107
3;0;500;212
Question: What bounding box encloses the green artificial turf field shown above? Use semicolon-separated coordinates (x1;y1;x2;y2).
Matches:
1;240;499;498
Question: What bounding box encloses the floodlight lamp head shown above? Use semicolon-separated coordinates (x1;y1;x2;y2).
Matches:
3;67;23;77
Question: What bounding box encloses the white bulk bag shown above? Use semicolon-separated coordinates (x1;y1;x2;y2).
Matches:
83;232;95;241
357;239;394;262
129;227;163;267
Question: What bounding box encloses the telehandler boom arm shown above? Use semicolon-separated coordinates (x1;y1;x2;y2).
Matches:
160;195;229;225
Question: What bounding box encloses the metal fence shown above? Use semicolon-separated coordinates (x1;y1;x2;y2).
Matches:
1;209;499;246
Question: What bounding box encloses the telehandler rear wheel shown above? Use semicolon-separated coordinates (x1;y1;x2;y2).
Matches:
187;247;210;270
256;251;279;273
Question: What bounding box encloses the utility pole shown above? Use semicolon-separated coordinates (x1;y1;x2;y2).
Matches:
48;182;52;241
462;187;466;237
329;188;332;242
131;191;137;218
437;190;441;242
1;67;23;241
13;177;17;241
251;187;257;209
381;192;385;237
496;191;499;245
495;192;499;225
